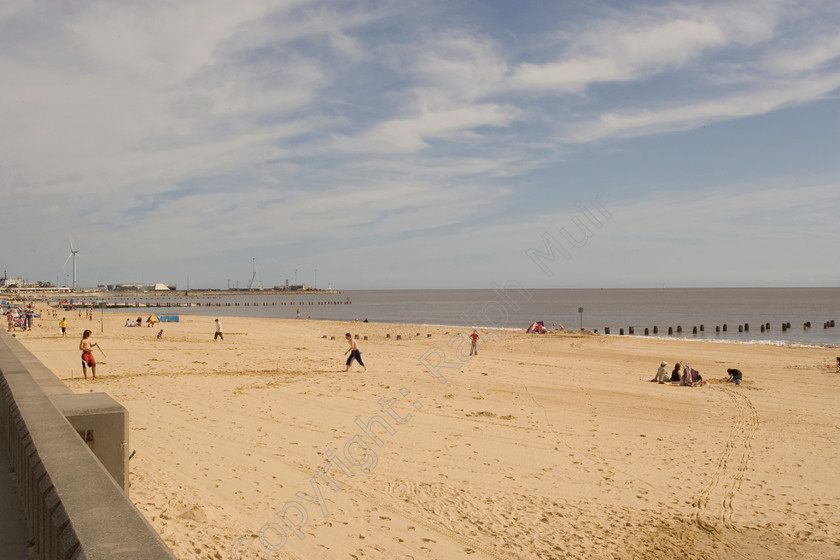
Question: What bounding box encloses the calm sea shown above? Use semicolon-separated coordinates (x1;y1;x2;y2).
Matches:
74;287;840;347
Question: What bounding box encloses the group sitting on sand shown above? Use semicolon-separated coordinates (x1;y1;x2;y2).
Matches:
649;361;704;386
650;362;744;387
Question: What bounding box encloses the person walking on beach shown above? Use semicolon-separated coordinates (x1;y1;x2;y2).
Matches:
59;317;67;337
214;319;223;340
79;329;99;380
345;333;366;372
469;330;479;356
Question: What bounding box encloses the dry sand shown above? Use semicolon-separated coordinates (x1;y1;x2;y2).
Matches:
12;310;840;560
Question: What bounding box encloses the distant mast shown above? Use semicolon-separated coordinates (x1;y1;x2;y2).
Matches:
248;258;263;290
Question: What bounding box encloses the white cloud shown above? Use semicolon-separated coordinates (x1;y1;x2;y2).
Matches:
333;103;519;153
508;4;774;92
412;33;509;103
0;1;339;203
81;179;513;272
564;72;840;143
759;31;840;77
67;2;283;82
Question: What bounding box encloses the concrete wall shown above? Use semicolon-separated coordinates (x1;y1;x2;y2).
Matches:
0;331;177;560
51;393;130;492
0;331;129;491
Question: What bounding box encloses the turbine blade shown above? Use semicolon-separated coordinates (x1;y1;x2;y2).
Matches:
63;252;72;267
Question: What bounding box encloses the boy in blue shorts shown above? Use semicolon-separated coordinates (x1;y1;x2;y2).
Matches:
345;333;366;372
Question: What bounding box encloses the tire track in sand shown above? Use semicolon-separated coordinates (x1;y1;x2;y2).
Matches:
694;385;758;533
720;386;759;528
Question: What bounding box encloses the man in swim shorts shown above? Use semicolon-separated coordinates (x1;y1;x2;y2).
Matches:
344;333;366;372
79;329;99;379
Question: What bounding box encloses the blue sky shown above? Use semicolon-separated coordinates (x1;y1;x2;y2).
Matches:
2;0;838;289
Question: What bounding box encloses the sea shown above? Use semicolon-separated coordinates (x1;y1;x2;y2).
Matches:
68;287;840;348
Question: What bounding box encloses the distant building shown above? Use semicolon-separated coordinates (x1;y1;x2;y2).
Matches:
110;284;149;292
107;283;175;292
271;284;307;292
0;278;70;294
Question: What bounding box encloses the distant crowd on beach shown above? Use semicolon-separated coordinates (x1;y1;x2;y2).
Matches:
6;304;36;331
124;315;159;328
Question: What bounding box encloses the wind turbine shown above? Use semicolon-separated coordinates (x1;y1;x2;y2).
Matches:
63;239;80;289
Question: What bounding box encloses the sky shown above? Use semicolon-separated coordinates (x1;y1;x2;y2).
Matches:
1;0;839;290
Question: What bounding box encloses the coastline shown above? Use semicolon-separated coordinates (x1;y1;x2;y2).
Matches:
612;333;840;350
11;311;840;559
6;286;838;346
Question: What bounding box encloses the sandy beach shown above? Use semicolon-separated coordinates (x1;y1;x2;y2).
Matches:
11;310;840;560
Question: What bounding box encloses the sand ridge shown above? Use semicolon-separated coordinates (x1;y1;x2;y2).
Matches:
12;311;840;560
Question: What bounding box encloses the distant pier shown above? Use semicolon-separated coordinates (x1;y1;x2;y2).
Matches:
41;290;352;310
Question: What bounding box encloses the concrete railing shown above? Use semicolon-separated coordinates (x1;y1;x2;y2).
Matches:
0;331;177;560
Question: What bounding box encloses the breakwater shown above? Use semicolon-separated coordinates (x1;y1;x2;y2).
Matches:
602;319;836;340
